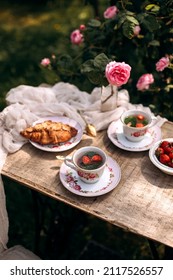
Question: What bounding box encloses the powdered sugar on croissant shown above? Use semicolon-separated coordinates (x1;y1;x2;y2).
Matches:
20;120;78;145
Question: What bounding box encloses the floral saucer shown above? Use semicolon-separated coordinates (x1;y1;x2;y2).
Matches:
59;156;121;197
107;119;162;152
30;116;83;152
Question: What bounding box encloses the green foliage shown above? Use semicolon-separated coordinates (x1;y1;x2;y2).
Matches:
81;53;109;85
0;0;87;110
0;25;62;110
43;0;173;120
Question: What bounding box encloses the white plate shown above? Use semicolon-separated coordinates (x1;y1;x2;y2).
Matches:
149;138;173;175
30;116;83;152
59;156;121;197
107;119;162;152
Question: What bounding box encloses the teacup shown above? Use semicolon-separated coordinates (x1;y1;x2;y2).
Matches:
120;109;157;142
64;146;107;183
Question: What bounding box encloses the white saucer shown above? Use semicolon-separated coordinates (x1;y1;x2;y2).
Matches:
59;156;121;197
107;119;162;152
29;116;83;152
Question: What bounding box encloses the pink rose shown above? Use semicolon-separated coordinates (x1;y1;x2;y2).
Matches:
136;74;154;91
70;29;84;45
156;57;170;72
79;24;86;31
105;61;131;87
40;58;50;67
103;6;118;19
133;25;141;36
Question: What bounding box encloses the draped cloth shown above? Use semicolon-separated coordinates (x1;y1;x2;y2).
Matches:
0;82;167;252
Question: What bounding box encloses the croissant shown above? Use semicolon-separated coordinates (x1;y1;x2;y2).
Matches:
20;120;78;145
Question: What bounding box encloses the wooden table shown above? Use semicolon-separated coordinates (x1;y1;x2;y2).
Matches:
2;121;173;252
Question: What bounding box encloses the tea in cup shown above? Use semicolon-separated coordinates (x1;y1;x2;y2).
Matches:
120;109;157;142
65;146;107;183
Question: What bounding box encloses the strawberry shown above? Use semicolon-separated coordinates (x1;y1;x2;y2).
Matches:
155;147;164;157
137;115;144;121
168;161;173;168
91;154;102;162
169;152;173;160
164;145;172;154
159;154;170;165
82;155;91;165
160;141;169;149
136;123;144;128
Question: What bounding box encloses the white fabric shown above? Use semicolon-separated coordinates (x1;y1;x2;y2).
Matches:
0;245;40;260
0;82;167;252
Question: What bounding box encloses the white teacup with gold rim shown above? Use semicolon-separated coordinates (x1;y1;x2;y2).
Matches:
64;146;107;184
120;109;157;142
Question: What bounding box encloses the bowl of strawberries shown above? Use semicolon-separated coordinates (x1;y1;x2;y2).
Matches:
149;138;173;175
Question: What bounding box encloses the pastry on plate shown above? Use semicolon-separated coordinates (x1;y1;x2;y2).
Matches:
20;120;78;145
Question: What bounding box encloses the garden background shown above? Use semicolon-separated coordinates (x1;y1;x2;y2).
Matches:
0;0;172;260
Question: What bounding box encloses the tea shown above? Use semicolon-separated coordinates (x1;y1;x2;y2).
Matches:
77;151;103;170
124;114;148;128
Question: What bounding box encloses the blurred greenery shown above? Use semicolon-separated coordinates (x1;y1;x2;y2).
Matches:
0;0;167;260
0;0;94;110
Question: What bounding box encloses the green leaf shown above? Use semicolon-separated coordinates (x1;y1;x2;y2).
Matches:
87;71;103;85
56;55;73;76
122;21;135;39
117;18;126;29
145;4;160;13
58;55;73;67
165;85;173;92
88;19;101;27
116;12;126;28
93;53;109;70
149;40;160;46
126;11;135;16
81;59;94;73
126;15;139;25
114;24;118;30
142;15;160;31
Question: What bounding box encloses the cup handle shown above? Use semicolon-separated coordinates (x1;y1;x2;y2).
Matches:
149;116;158;128
64;156;76;170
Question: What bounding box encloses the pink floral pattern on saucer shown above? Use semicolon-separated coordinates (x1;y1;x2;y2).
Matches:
60;156;121;197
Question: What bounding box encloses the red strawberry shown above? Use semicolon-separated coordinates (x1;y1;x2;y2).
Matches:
137;115;144;121
136;123;144;128
91;154;102;162
160;141;169;149
168;161;173;168
155;147;164;157
82;155;91;165
164;145;173;154
169;152;173;160
159;154;170;165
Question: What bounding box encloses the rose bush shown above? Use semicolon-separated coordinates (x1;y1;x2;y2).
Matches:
41;0;173;120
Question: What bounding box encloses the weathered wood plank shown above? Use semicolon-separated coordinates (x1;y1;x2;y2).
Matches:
2;121;173;247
